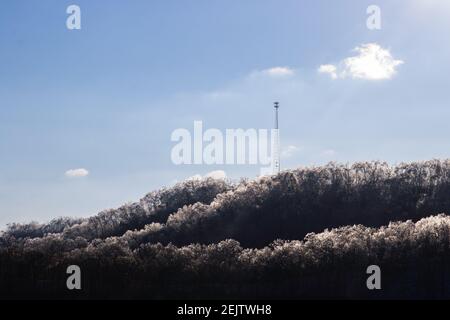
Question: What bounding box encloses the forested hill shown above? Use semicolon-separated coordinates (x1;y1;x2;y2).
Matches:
1;160;450;299
3;160;450;248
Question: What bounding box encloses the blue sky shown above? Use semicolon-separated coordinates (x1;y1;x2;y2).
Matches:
0;0;449;227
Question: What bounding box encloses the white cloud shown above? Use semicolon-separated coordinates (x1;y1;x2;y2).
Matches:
186;170;227;181
205;170;227;180
343;44;404;80
65;168;89;178
318;64;337;79
261;67;295;77
319;43;404;80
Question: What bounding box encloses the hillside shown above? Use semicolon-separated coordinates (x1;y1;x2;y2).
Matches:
1;160;450;299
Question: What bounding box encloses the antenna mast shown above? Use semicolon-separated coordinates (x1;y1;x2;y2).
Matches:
273;102;280;174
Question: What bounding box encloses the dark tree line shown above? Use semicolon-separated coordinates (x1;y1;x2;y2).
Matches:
1;215;450;299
